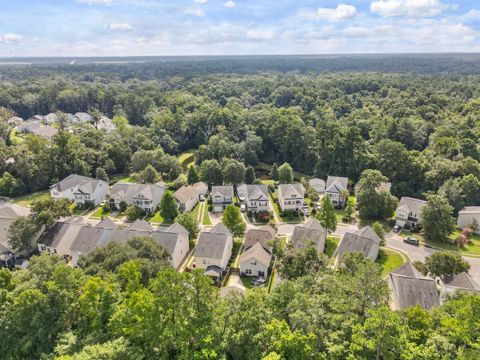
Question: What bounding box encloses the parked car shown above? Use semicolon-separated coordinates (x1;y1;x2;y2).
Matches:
403;237;419;246
240;204;246;212
252;277;266;286
393;225;401;233
304;209;310;216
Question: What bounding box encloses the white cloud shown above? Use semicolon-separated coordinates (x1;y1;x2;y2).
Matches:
181;7;205;16
246;30;274;40
109;23;133;30
342;26;369;37
78;0;113;5
0;33;25;44
370;0;449;18
461;9;480;22
194;0;208;3
224;1;236;8
315;4;357;21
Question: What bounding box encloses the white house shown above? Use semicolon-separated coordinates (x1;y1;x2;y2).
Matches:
110;182;166;213
0;204;31;255
395;197;427;229
325;176;348;207
211;185;234;212
174;186;197;213
278;183;305;211
291;219;327;253
153;222;190;269
237;184;270;213
308;178;326;194
457;207;480;234
240;242;271;278
50;174;108;206
194;223;233;281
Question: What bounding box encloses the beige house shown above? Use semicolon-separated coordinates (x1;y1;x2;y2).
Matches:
325;176;348;207
240;242;271;278
0;204;32;257
211;185;234;212
278;183;304;211
336;226;381;262
457;207;480;234
50;174;108;206
110;182;166;213
152;223;190;269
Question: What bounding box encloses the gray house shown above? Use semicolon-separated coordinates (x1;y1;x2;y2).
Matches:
110;182;166;213
440;272;480;303
152;223;190;270
389;263;439;310
244;227;276;252
308;178;326;194
291;219;327;253
211;185;234;212
336;225;381;262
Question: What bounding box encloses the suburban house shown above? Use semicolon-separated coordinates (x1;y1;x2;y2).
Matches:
237;184;270;213
278;183;305;211
395;197;427;229
74;112;92;124
440;272;480;303
110;182;166;213
0;204;36;260
244;227;275;252
457;206;480;234
174;185;198;213
7;116;23;126
16;120;40;134
194;223;233;282
336;225;381;262
44;113;59;124
0;243;15;269
240;242;272;278
31;125;58;140
211;185;234;212
291;219;327;253
389;263;439;310
152;222;190;269
192;182;208;199
50;174;108;206
37;217;86;258
219;276;247;298
308;178;326;194
97;115;117;133
325;176;349;207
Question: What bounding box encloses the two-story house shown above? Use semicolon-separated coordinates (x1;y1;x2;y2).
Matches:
308;178;326;194
174;185;199;213
278;183;304;211
0;204;32;260
50;174;108;206
110;182;166;213
152;223;190;270
395;197;427;229
325;176;349;207
240;227;275;278
336;226;381;263
211;185;234;212
237;184;270;213
457;206;480;234
194;223;233;282
291;219;327;253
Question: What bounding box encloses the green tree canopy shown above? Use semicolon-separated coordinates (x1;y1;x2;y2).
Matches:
222;204;246;236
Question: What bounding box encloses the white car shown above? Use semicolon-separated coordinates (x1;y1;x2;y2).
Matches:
240;204;246;212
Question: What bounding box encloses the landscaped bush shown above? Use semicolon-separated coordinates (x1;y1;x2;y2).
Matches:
125;205;145;222
255;211;271;222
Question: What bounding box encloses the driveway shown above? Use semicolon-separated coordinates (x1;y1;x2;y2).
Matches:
386;231;480;283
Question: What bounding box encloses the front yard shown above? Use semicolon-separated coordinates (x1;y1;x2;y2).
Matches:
325;236;340;258
270;193;304;224
89;206;112;219
376;248;405;277
400;229;480;257
146;211;165;225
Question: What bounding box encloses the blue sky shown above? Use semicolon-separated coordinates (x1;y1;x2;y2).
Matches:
0;0;479;56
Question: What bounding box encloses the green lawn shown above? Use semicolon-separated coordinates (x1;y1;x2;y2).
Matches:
376;248;405;277
13;190;50;206
240;276;255;290
400;229;480;257
111;174;136;183
202;204;212;225
177;150;196;170
270;193;303;224
147;211;165;224
325;236;340;257
90;207;112;219
191;203;202;222
260;179;275;185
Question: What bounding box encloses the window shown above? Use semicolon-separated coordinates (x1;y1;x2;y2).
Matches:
258;271;265;277
245;269;252;275
250;259;257;265
203;259;207;264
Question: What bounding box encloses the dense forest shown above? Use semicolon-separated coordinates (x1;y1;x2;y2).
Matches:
1;56;480;211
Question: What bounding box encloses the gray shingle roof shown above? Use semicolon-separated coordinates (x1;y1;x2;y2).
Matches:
291;219;326;250
110;182;165;202
195;229;230;259
443;272;480;292
152;222;188;254
246;184;269;201
244;227;275;251
337;226;380;259
128;219;153;232
278;183;304;199
396;197;427;215
212;185;234;198
326;176;348;193
389;263;439;310
51;174;105;194
240;241;272;267
0;204;30;219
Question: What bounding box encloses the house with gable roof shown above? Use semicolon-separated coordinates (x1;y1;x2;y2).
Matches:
50;174;108;206
211;185;234;212
395;197;427;229
278;183;305;211
336;225;381;262
325;176;348;207
110;182;166;213
291;219;327;253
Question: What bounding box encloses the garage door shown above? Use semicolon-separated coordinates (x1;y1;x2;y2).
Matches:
213;205;223;212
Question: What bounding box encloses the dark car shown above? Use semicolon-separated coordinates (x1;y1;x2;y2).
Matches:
403;237;419;246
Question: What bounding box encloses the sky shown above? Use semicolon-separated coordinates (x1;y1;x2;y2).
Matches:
0;0;479;57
